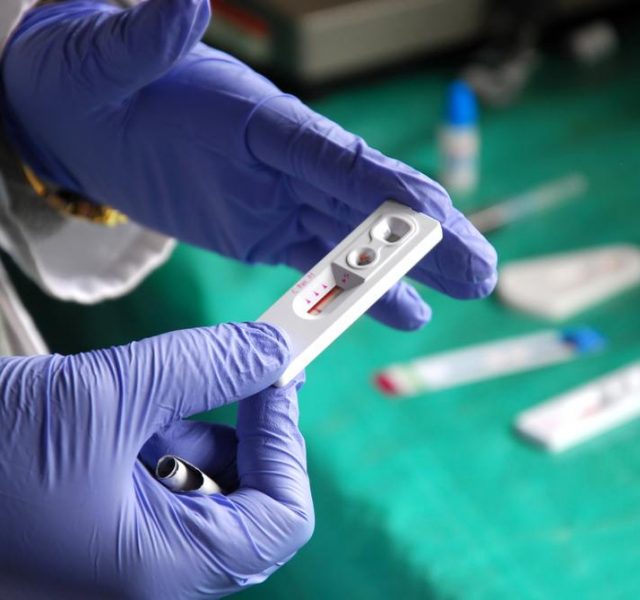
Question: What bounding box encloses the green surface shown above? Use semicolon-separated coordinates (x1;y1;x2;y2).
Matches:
12;27;640;600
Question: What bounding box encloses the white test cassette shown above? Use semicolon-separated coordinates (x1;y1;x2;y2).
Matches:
259;200;443;386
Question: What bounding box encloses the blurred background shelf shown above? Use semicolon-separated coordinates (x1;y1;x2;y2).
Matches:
205;0;632;85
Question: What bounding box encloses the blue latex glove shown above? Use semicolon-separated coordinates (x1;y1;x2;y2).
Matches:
1;0;497;330
0;322;313;598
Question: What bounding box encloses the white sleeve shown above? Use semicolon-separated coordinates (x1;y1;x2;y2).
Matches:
0;141;175;304
0;1;37;49
0;0;175;305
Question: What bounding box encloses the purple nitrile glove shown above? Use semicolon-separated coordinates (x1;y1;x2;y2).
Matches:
1;0;497;331
0;322;313;599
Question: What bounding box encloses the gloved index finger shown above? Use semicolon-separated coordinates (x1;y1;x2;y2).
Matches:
163;377;313;584
246;96;498;297
235;375;310;507
245;95;450;216
220;375;314;572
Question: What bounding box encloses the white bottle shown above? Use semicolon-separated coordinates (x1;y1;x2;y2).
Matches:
439;80;480;195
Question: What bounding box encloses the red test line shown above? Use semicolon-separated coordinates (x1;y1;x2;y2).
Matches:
308;286;342;316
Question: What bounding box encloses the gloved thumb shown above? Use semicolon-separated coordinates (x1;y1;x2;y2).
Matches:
83;322;290;448
91;0;211;101
25;0;211;103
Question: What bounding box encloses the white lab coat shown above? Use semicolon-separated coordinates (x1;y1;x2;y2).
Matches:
0;0;173;354
0;1;36;49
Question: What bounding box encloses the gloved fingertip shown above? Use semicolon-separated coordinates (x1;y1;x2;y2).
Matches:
399;286;433;330
275;369;306;393
407;300;433;331
466;270;499;299
292;369;306;391
367;283;432;331
430;211;498;285
463;232;498;281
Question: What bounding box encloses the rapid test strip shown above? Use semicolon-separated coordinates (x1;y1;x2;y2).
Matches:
260;200;442;387
516;361;640;452
375;327;606;397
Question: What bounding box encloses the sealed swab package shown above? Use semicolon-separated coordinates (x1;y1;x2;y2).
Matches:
375;327;607;396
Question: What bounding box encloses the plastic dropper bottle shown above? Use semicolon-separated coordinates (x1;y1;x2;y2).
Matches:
439;80;479;195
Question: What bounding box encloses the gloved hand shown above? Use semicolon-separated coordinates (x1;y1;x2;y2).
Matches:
0;322;313;599
1;0;497;330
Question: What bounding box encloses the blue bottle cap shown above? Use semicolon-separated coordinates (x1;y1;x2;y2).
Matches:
444;80;478;126
561;326;607;353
